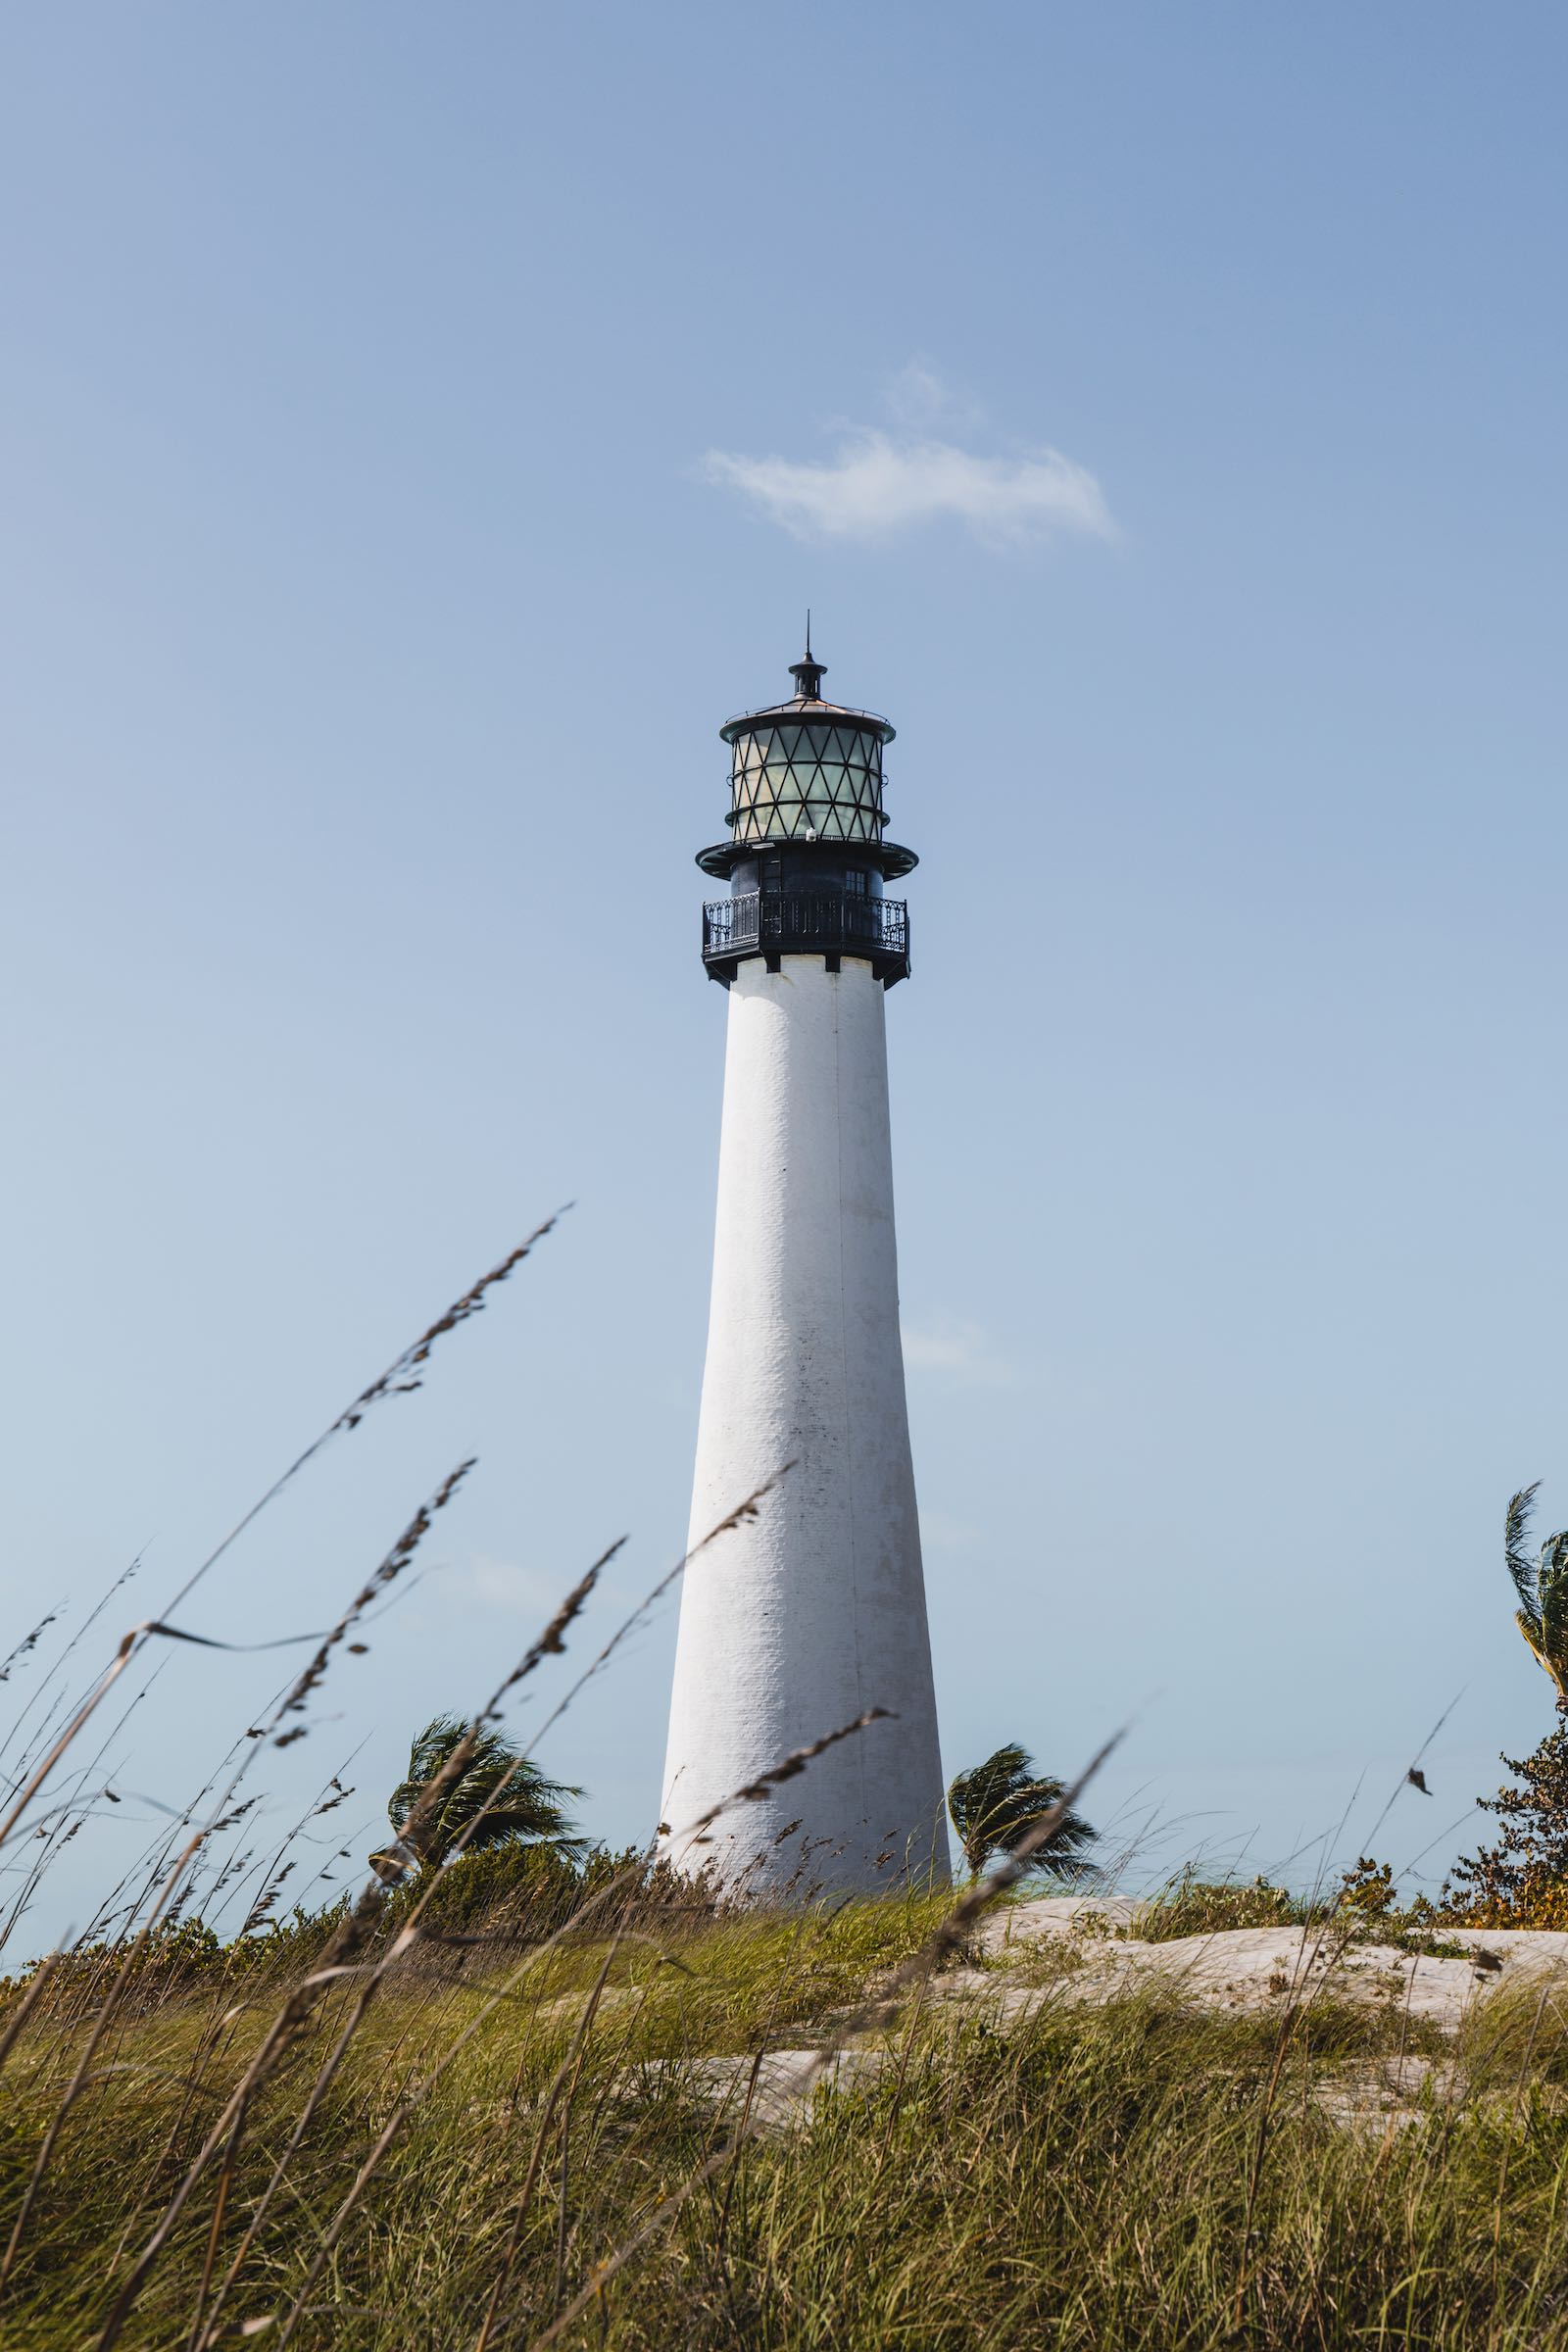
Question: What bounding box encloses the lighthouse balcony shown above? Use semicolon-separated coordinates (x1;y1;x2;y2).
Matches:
702;888;910;988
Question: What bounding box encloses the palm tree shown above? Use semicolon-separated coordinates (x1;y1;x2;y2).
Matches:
377;1714;585;1876
1505;1485;1568;1715
946;1741;1097;1880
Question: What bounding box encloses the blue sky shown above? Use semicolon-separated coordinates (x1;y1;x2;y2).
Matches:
4;4;1567;1940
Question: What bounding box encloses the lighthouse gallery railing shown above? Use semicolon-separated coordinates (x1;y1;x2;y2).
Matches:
703;890;908;965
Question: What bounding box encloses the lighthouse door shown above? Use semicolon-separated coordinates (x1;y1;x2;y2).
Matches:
760;855;784;949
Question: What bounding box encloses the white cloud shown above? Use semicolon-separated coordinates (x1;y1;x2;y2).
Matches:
457;1554;579;1618
701;398;1113;550
901;1319;1010;1385
918;1509;982;1555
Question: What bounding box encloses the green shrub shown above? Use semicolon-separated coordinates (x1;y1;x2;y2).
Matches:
1131;1871;1304;1942
1446;1727;1568;1928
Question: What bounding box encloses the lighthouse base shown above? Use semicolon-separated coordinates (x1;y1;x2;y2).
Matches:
661;955;948;1900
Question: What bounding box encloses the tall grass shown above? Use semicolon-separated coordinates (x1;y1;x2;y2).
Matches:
7;1225;1568;2347
8;1912;1568;2349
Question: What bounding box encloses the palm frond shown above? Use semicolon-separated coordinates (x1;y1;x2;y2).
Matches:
1516;1607;1549;1673
1538;1534;1568;1703
947;1742;1097;1878
1505;1484;1544;1629
387;1712;584;1868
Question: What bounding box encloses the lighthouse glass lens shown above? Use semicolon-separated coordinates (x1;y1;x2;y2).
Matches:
730;722;883;843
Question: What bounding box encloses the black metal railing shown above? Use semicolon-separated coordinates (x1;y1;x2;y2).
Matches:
702;890;909;984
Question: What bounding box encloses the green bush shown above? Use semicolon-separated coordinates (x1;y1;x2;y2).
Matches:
1131;1872;1304;1942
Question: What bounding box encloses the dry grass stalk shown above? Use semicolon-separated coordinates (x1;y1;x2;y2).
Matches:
159;1208;567;1623
335;1213;571;1435
0;1554;141;1790
0;1611;61;1686
0;1628;150;1858
387;1538;623;1868
270;1457;476;1746
673;1707;897;1856
522;1470;792;1760
0;1220;564;1860
184;2094;247;2352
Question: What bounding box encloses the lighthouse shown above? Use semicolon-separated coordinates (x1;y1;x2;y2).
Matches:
661;642;948;1898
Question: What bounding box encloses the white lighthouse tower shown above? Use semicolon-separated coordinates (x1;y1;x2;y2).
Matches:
662;642;948;1898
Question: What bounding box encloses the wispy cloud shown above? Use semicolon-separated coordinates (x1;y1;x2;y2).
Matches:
918;1509;982;1555
452;1554;584;1619
702;368;1113;550
902;1319;1011;1386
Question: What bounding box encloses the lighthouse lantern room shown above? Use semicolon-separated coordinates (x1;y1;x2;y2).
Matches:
698;644;916;989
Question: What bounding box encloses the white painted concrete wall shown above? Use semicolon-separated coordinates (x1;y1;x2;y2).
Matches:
661;953;949;1898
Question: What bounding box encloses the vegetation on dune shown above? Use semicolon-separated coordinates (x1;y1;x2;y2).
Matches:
2;1740;1568;2349
1129;1869;1303;1941
7;1902;1568;2350
13;1230;1568;2345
